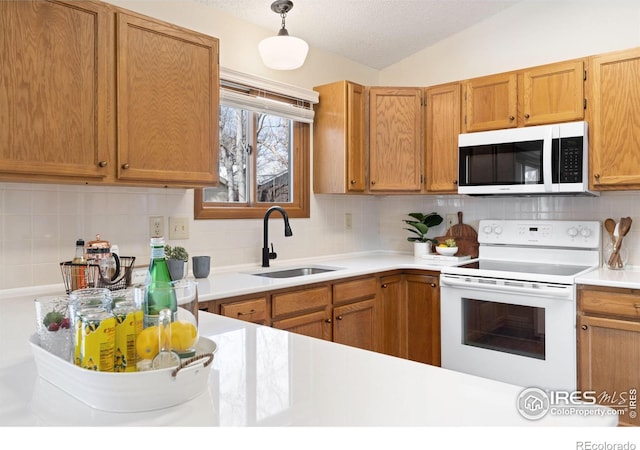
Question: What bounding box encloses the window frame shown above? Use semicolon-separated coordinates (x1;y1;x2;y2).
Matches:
194;121;310;220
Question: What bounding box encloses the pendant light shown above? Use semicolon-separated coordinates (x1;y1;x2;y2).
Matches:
258;0;309;70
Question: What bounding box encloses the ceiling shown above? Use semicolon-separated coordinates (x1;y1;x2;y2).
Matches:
196;0;523;69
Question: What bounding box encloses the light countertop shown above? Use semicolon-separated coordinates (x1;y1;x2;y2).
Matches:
576;265;640;289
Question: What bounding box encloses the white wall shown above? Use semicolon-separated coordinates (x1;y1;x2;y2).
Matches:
2;1;640;290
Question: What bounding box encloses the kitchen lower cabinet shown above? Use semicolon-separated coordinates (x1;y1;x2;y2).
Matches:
272;310;332;340
588;47;640;190
271;285;332;340
405;272;441;366
577;285;640;426
332;276;378;352
379;273;407;358
219;296;269;325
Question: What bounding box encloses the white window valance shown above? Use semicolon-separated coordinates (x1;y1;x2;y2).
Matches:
220;67;318;123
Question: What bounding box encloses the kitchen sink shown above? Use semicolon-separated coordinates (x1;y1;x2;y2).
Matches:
250;266;342;278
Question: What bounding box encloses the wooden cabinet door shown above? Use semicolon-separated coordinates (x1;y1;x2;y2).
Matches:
463;73;517;132
405;273;441;366
379;274;406;358
522;60;585;126
116;12;219;186
368;87;423;192
272;309;332;341
333;299;377;352
313;81;366;193
588;47;640;189
0;0;110;181
220;297;268;325
578;314;640;426
425;83;461;193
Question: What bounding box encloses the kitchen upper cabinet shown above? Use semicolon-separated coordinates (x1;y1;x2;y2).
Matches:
424;82;461;193
463;60;585;132
405;272;441;366
368;87;423;192
313;81;366;193
588;47;640;190
463;72;517;132
0;0;219;187
116;12;219;186
0;0;110;182
577;285;640;426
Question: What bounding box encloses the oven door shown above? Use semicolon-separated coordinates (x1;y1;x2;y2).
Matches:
440;274;576;391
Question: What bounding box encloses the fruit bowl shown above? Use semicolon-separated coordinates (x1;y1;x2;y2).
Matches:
435;246;458;256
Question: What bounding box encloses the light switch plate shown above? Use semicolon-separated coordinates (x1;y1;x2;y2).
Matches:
169;217;189;240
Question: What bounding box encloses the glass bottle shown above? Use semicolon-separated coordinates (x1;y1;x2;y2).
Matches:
71;239;87;290
144;237;177;327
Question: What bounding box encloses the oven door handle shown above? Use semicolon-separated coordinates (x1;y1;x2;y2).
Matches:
440;275;573;298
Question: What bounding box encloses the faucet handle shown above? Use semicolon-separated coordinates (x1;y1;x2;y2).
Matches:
269;243;277;260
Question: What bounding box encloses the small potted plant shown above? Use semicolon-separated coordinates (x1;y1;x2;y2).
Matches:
165;245;189;280
403;212;443;257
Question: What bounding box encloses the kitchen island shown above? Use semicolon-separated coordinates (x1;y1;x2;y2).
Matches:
0;282;617;428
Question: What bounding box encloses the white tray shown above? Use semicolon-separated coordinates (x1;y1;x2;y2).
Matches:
29;333;216;413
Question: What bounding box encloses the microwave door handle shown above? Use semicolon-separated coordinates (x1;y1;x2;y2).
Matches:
542;127;553;192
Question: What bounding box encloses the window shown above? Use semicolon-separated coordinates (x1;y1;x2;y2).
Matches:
195;69;316;220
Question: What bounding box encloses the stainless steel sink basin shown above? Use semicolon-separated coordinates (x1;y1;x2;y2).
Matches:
250;266;341;278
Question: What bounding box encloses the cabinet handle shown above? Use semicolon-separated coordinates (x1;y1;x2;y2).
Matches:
98;161;108;168
371;181;376;185
634;304;640;309
594;173;600;180
509;116;515;121
524;113;530;119
325;319;332;324
237;309;256;316
350;179;357;185
430;283;437;288
581;325;588;330
336;315;343;321
121;163;130;170
381;283;387;288
453;180;458;185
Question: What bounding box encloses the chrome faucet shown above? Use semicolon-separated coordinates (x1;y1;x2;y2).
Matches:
262;206;293;267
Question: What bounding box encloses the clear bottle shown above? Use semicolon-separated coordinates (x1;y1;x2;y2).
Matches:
71;239;87;290
144;237;177;327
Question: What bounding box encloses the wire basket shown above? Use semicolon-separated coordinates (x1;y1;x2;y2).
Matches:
60;257;136;293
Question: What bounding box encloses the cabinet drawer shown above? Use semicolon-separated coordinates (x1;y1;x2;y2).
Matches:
272;286;331;318
220;297;267;323
579;288;640;320
333;277;377;303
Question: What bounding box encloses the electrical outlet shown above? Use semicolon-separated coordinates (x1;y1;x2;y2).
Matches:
345;213;353;230
446;214;457;229
149;216;164;238
169;216;189;240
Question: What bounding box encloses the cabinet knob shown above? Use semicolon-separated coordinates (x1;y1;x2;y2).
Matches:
98;161;108;168
371;181;376;185
509;116;515;121
581;325;588;330
430;283;437;288
381;283;387;288
350;179;357;185
121;163;130;170
453;180;458;185
524;113;530;119
336;315;343;321
325;319;332;324
594;173;600;180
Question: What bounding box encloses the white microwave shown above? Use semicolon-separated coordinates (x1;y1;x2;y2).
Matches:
457;121;596;196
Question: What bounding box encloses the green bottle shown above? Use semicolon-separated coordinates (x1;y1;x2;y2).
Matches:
144;237;177;327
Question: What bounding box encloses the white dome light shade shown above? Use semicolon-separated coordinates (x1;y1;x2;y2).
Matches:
259;34;309;70
259;0;308;71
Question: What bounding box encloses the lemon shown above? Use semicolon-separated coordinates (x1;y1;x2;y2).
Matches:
170;320;198;351
136;325;160;360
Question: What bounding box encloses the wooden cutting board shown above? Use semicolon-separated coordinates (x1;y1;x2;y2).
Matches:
432;212;479;257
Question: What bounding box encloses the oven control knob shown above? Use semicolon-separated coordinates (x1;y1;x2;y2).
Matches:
493;225;503;235
567;227;578;237
580;228;592;237
483;225;493;234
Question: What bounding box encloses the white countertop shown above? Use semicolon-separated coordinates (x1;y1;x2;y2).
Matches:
576;265;640;289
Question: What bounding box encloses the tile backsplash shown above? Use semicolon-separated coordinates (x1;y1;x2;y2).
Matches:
1;182;638;290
